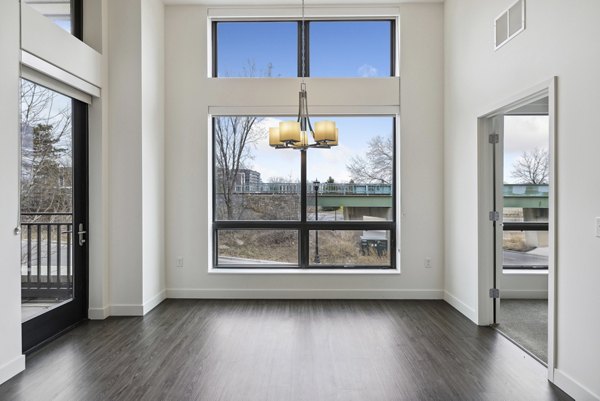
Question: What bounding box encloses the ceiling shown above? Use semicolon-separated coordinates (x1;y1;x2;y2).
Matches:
163;0;442;5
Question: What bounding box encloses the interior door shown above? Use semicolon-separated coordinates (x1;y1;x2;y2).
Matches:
492;115;504;324
20;79;88;353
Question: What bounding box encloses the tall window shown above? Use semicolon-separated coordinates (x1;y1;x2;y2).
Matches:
23;0;82;38
213;20;394;78
213;116;396;269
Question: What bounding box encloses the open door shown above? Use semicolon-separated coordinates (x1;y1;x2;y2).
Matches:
19;78;88;353
491;99;551;364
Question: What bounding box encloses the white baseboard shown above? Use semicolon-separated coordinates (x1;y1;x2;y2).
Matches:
501;290;548;299
443;290;478;323
143;290;166;314
166;288;444;300
554;369;600;401
0;355;25;386
109;304;145;316
88;305;110;320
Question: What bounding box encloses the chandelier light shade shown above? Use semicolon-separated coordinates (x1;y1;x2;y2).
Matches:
268;127;281;146
314;121;337;142
279;121;301;143
268;0;339;150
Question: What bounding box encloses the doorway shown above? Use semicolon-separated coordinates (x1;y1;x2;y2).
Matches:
477;78;557;378
19;78;88;353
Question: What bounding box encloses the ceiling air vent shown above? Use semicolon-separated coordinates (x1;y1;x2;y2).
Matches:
495;0;525;50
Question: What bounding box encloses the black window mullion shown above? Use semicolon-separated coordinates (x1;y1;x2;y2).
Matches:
297;21;310;78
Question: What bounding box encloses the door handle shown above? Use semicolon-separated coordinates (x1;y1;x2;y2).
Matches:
78;223;86;246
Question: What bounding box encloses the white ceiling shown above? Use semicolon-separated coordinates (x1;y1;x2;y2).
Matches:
163;0;442;5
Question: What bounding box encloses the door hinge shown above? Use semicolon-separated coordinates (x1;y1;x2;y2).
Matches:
489;133;499;144
489;211;500;221
489;288;500;298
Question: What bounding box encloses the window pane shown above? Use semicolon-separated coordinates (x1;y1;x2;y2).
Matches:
309;21;392;77
214;116;301;221
307;117;394;221
309;230;391;267
217;230;298;266
20;79;75;320
503;115;549;223
24;1;73;34
503;230;548;269
215;22;297;77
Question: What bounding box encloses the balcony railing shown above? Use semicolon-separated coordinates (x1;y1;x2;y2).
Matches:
21;212;73;300
229;182;393;195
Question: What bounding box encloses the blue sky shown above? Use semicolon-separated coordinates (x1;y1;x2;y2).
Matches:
248;116;394;183
216;21;391;77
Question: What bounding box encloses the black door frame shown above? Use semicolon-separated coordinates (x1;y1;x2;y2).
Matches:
21;100;89;354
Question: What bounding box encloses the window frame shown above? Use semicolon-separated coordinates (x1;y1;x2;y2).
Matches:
211;115;397;270
211;19;396;79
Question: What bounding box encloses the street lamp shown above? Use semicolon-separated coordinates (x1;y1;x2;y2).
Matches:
313;180;320;264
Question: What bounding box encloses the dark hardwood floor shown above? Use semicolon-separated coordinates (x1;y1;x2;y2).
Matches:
0;300;572;401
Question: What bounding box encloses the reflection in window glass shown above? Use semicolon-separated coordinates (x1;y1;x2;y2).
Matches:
215;22;297;78
24;1;72;34
214;116;300;221
309;230;391;267
217;230;298;266
307;117;394;221
310;21;392;77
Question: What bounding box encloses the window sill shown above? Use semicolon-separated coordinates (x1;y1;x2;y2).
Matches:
502;269;548;276
208;268;401;275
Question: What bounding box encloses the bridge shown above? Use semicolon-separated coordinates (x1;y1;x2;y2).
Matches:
231;183;549;209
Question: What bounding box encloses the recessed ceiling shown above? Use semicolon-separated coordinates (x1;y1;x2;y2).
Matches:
163;0;443;5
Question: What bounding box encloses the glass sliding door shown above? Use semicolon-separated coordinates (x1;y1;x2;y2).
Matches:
20;78;88;352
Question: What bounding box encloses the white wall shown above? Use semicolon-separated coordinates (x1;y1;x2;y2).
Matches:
164;4;444;298
85;0;111;320
107;0;145;312
107;0;166;315
141;0;166;309
0;0;26;385
444;0;600;399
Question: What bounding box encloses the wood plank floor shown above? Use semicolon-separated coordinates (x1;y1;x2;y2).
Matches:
0;300;572;401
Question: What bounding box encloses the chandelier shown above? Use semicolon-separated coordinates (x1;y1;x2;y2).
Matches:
268;0;339;150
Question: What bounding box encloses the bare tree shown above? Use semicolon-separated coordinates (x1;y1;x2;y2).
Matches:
346;135;393;184
511;147;549;184
20;80;72;222
214;116;262;219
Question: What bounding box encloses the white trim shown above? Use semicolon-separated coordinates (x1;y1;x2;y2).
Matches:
209;268;400;274
476;77;557;381
500;290;548;299
0;355;25;386
443;291;478;324
502;269;548;275
88;305;110;320
554;369;600;401
166;288;443;299
208;104;400;116
21;51;100;101
143;290;167;314
207;6;401;20
109;304;145;316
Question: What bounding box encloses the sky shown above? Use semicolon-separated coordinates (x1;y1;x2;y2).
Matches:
246;116;394;183
216;21;391;78
503;115;549;183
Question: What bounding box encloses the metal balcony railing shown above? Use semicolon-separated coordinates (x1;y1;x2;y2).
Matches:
20;212;73;299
